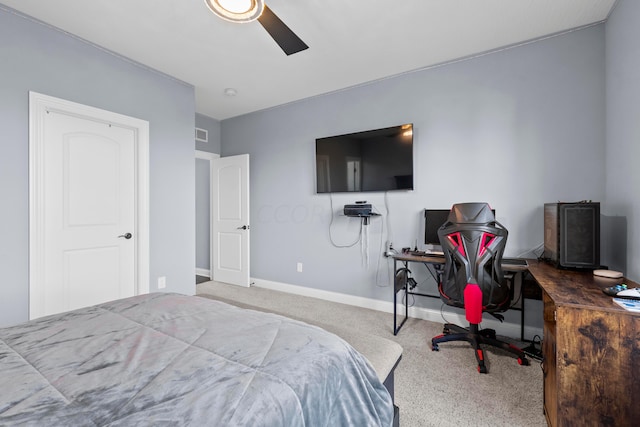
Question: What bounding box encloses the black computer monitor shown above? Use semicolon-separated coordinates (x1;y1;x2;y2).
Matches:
423;208;496;246
424;209;451;246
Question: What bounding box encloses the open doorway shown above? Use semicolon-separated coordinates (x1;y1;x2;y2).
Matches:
195;151;218;283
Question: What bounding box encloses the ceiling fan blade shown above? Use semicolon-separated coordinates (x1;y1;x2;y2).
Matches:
257;5;308;56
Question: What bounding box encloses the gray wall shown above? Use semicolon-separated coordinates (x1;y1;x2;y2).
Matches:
196;157;211;271
196;113;221;154
220;24;608;312
0;6;196;326
605;0;640;281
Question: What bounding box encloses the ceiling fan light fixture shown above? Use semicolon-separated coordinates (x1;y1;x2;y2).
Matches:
205;0;264;23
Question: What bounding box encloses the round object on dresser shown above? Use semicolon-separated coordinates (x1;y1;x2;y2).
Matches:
593;269;623;279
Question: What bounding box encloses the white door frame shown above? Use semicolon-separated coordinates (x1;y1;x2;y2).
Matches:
29;92;150;319
195;150;219;279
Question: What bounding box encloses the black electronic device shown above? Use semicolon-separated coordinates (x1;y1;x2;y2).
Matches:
602;284;640;300
409;250;427;256
315;124;414;193
344;203;372;217
502;257;528;267
423;209;451;246
422;208;495;251
544;202;600;269
521;340;544;361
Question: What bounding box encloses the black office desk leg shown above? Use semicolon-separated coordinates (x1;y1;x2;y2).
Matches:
393;258;409;335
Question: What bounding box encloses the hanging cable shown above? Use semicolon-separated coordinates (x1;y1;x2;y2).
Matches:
328;193;361;248
365;220;370;266
361;220;367;266
375;209;391;287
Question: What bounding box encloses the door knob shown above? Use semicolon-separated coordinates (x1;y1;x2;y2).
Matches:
118;233;133;239
237;225;250;230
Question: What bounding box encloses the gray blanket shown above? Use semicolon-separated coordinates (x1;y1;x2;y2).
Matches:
0;293;393;426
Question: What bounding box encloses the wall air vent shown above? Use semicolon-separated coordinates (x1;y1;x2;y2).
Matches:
195;127;208;143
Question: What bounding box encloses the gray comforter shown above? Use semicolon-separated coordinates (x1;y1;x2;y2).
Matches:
0;293;393;426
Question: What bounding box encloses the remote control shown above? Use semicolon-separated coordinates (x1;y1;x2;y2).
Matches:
602;284;640;300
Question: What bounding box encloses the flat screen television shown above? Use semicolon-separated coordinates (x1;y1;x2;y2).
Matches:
315;124;413;193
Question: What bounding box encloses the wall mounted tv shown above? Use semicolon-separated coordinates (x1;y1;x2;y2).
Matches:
315;124;414;193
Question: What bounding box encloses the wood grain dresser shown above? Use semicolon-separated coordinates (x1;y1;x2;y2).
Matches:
527;260;639;427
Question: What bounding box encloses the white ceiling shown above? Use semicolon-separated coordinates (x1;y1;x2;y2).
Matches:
2;0;616;120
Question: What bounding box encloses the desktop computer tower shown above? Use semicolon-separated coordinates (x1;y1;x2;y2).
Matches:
544;202;600;269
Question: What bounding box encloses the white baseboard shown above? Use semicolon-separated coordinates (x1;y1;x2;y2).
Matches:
251;277;541;339
252;277;395;313
195;268;210;278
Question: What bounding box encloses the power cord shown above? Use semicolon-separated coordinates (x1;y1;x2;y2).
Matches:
522;334;543;361
327;193;361;248
402;289;415;307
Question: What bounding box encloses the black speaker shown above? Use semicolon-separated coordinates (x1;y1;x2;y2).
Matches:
544;202;600;269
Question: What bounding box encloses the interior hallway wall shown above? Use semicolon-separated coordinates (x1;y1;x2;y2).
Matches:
0;6;196;326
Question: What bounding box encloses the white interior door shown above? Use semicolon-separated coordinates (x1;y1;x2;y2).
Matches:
30;92;149;319
212;154;250;286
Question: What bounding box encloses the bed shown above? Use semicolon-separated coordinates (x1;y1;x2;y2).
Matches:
0;292;395;426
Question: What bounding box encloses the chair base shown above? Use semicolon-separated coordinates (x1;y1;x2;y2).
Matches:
431;323;529;373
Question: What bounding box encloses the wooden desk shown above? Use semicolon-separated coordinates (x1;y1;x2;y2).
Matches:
527;260;639;427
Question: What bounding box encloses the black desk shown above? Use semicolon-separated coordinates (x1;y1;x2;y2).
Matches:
392;253;529;336
392;253;445;335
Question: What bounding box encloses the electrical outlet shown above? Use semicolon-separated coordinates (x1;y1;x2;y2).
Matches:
158;276;166;289
384;241;395;257
296;262;303;273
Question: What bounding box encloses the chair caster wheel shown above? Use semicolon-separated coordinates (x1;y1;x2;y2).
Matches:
518;357;529;366
432;344;439;351
442;327;450;334
478;365;488;374
479;328;496;339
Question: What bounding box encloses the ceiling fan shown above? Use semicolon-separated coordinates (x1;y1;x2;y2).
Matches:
205;0;308;56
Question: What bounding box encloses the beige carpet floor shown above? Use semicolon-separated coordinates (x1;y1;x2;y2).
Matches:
196;281;547;427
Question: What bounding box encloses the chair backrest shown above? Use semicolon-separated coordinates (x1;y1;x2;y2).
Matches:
437;202;510;313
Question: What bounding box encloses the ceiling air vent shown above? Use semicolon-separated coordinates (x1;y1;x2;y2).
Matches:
195;128;208;143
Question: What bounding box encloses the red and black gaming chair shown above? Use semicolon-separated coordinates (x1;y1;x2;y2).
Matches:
431;202;528;373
